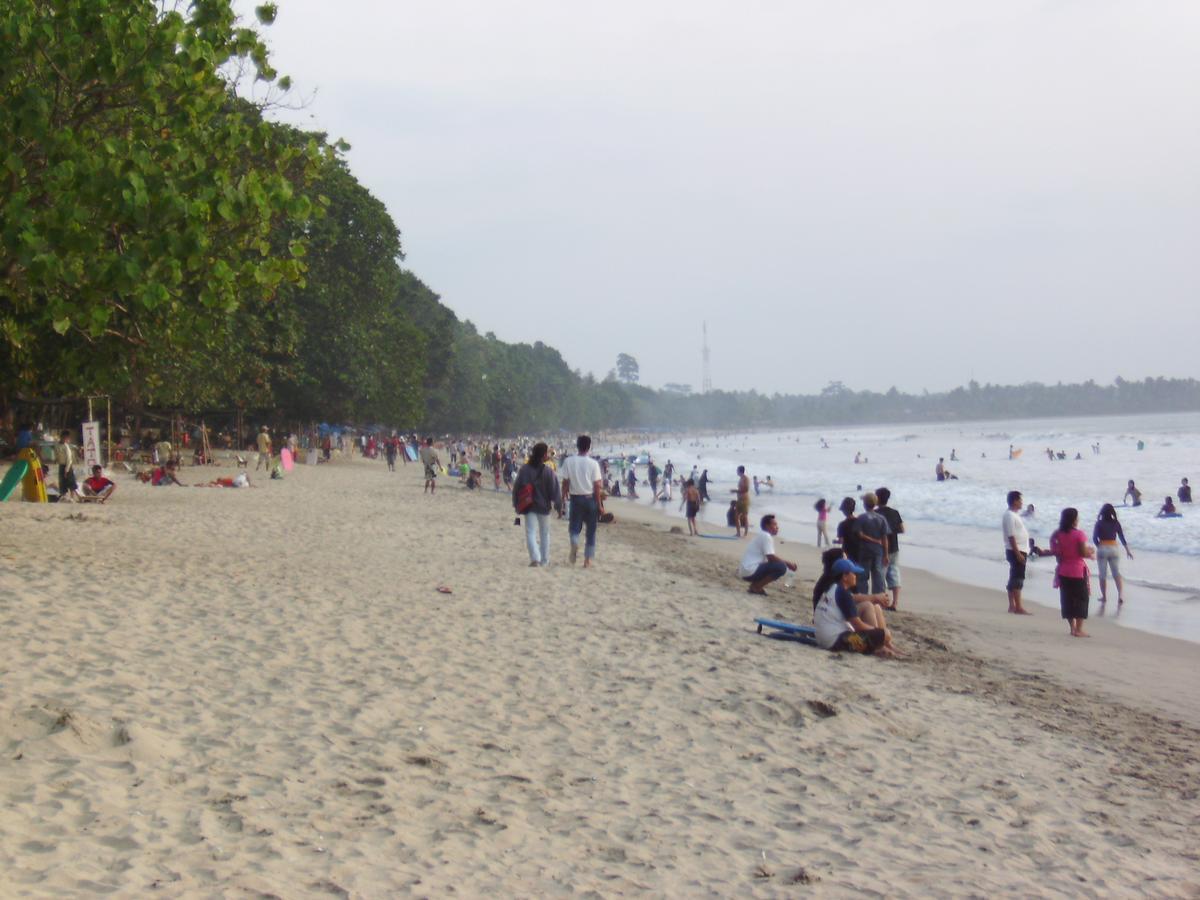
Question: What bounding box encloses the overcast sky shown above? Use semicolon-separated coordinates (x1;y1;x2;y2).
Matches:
240;1;1200;395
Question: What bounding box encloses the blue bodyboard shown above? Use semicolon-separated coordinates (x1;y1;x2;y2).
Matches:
755;618;818;645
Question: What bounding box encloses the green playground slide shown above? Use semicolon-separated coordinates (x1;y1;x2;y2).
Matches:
0;459;30;501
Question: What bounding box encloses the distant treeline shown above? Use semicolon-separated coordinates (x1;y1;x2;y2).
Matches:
605;377;1200;432
4;2;1198;437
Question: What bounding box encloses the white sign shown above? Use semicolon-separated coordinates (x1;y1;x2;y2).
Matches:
82;421;101;469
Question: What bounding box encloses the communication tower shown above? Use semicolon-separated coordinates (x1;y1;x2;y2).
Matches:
701;321;712;394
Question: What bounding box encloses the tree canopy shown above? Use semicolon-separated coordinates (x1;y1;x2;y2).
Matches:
3;2;1198;437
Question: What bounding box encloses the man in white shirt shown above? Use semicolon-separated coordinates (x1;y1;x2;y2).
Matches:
560;434;605;568
1002;490;1033;615
738;515;797;596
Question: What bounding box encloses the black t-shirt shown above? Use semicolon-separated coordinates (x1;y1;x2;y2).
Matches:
836;516;860;560
878;506;903;554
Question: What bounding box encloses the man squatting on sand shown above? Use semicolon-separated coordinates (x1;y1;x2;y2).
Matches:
738;514;798;595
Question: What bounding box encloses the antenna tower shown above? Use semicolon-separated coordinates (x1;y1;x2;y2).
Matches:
701;321;712;394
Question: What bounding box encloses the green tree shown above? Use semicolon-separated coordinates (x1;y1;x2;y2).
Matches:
0;0;323;406
616;353;639;384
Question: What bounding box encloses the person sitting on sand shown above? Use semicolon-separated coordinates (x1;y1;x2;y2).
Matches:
148;461;183;486
1158;497;1181;518
813;558;901;658
811;546;893;626
80;465;115;502
738;514;797;596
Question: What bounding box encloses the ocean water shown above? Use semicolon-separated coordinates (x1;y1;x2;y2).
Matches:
601;411;1200;644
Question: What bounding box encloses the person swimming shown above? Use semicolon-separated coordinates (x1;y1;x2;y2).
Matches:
1158;497;1181;518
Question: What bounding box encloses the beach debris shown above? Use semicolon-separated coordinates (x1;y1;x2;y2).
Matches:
435;585;452;594
789;866;818;884
755;851;774;879
806;700;838;719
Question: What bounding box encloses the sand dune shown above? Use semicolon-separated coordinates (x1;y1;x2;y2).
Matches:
1;458;1196;896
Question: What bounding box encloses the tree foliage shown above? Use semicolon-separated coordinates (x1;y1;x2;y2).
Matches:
0;0;325;406
616;352;639;384
4;2;1198;438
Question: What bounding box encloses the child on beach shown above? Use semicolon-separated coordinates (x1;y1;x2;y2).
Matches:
814;498;830;546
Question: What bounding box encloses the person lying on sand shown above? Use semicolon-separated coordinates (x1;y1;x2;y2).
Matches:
195;472;252;488
813;558;903;659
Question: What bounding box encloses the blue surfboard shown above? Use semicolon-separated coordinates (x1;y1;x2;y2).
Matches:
755;618;818;644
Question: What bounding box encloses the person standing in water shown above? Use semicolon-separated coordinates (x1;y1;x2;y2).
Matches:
1092;504;1132;605
1124;480;1142;507
1178;478;1192;504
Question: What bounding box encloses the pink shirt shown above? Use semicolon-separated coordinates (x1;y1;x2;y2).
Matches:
1050;528;1088;579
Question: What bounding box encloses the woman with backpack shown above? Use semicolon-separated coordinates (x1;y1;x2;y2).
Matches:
512;442;563;567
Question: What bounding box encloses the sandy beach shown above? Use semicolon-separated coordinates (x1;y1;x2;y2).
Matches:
1;457;1198;897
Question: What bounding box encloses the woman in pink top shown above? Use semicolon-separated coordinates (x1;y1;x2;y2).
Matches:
815;498;831;547
1049;507;1094;637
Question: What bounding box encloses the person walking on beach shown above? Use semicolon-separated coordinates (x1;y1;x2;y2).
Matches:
647;459;659;498
560;434;605;568
731;465;751;537
419;437;441;494
875;487;905;610
1003;491;1034;615
512;442;562;566
1124;480;1142;507
814;498;831;547
1092;503;1132;605
698;469;711;503
385;437;398;472
738;514;797;596
1050;507;1094;637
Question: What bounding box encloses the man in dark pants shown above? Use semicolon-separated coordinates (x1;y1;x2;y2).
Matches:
738;515;797;596
1002;490;1034;615
560;435;605;568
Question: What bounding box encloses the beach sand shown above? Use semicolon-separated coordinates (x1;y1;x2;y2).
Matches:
1;458;1197;896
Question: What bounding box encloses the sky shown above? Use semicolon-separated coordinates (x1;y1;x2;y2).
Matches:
237;0;1200;395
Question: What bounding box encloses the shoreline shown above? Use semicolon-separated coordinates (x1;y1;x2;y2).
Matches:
604;493;1200;728
1;458;1197;895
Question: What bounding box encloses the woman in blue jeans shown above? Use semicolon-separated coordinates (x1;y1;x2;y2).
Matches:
512;443;563;566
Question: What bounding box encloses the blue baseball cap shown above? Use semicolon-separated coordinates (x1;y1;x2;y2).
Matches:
831;558;865;576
